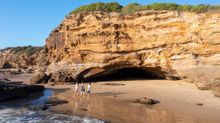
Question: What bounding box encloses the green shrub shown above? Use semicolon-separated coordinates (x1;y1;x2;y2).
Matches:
70;2;122;14
191;4;209;13
0;46;43;56
69;2;220;15
121;3;143;14
70;2;105;14
208;5;220;10
178;5;193;11
23;46;43;56
103;2;123;12
148;3;179;11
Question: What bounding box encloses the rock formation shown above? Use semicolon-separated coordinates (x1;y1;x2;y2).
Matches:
0;81;44;102
30;72;50;84
0;46;48;73
42;10;220;89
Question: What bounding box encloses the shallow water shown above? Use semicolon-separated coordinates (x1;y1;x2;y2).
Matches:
0;107;104;123
0;89;104;123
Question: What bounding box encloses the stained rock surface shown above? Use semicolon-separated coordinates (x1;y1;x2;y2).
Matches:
40;10;219;89
0;46;47;73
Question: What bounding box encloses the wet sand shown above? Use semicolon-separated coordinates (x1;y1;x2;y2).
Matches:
46;80;220;123
1;73;220;123
0;73;33;83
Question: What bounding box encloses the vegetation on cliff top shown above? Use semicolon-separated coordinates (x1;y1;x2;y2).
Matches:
0;46;43;56
70;2;220;14
71;2;122;14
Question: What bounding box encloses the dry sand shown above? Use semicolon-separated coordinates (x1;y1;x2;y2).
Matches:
1;73;220;123
45;80;220;123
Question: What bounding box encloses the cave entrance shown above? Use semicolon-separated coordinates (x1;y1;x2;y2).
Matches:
84;67;165;82
2;63;12;69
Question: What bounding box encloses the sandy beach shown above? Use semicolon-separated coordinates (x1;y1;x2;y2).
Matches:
44;80;220;123
1;73;220;123
1;1;220;123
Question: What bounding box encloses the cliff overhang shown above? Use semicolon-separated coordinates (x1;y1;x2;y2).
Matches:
39;10;220;89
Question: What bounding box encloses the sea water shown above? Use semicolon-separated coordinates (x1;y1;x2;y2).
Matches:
0;89;104;123
0;107;104;123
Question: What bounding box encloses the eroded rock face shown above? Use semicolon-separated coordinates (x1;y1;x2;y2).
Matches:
45;11;220;88
0;46;48;73
30;72;50;84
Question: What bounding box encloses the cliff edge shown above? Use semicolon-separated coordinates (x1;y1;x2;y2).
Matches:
44;10;220;89
0;46;47;73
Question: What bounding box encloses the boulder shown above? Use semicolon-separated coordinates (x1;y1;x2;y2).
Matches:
0;82;44;102
135;97;159;105
30;72;50;84
196;103;204;106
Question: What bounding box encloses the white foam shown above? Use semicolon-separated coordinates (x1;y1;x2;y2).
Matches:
0;107;104;123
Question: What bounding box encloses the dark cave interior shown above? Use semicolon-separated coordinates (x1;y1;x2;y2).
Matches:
84;67;165;82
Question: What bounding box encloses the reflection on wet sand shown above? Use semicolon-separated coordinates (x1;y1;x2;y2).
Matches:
53;93;203;123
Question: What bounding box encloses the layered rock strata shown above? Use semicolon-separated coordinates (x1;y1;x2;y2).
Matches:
44;10;220;89
0;46;48;73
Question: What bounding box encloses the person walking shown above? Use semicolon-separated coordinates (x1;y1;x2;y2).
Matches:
87;82;91;95
80;82;86;96
74;82;79;95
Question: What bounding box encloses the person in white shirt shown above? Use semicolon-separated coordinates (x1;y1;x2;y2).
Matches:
87;82;91;94
74;82;79;95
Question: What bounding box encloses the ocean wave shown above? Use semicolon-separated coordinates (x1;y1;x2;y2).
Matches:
0;107;104;123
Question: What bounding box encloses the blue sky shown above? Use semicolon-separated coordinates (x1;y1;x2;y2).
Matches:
0;0;219;49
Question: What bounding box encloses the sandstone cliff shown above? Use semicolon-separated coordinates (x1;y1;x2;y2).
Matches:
0;46;47;73
45;10;220;89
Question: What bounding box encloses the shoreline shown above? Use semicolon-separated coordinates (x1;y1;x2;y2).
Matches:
1;73;220;123
45;80;220;123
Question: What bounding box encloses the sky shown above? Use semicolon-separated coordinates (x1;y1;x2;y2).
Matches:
0;0;219;49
